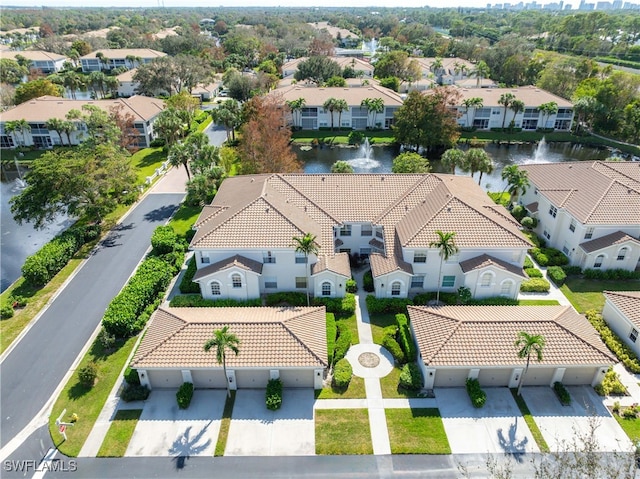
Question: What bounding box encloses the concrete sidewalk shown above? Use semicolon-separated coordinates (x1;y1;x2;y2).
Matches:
517;255;572;307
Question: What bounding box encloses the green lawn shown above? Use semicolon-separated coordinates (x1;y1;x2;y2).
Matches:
385;408;451;454
130;147;167;185
315;409;373;455
315;375;366;399
48;336;139;456
168;203;201;239
368;313;396;346
96;409;141;457
510;389;549;452
291;130;395;145
338;314;360;345
518;299;561;306
380;366;420;399
614;414;640;443
214;391;235;456
560;278;640;313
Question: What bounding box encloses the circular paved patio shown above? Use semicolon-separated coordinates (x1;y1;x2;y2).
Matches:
345;343;394;378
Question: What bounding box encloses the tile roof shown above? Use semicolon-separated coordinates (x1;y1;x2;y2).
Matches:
520;161;640;224
271;84;404;107
1;95;165;122
131;307;328;369
459;254;526;278
409;305;615;367
604;291;640;329
311;253;351;278
80;48;166;60
191;174;531;277
455;85;573;108
1;50;67;62
282;56;373;75
412;57;474;75
307;22;359;40
580;231;640;254
192;255;263;282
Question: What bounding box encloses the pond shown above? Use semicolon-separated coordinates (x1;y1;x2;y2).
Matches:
297;138;613;192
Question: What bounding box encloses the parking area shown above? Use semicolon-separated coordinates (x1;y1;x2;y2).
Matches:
521;386;633;452
436;387;539;454
225;389;315;456
125;389;226;457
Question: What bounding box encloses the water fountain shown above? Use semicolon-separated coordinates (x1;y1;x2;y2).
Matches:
13;156;26;192
346;138;382;170
531;136;550;163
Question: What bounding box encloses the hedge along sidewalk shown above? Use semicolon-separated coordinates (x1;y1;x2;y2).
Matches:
517;257;573;308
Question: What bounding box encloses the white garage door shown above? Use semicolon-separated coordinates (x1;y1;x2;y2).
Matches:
148;369;183;389
280;369;313;388
236;369;269;388
478;368;511;387
563;367;597;385
434;368;468;387
191;369;227;389
523;367;555;386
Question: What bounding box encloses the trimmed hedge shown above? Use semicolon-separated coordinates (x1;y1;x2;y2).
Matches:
102;256;175;337
399;363;423;390
524;256;534;269
561;265;582;276
333;358;353;388
547;266;567;286
124;367;140;386
179;256;200;294
382;334;405;364
1;303;14;319
466;378;487;408
121;384;150;402
525;267;543;278
266;292;307;306
594;368;627;396
467;297;519;306
395;314;417;362
169;295;262;307
586;310;640;373
529;247;569;267
326;313;337;364
345;279;357;294
583;268;640;280
365;295;412;314
151;225;177;255
266;378;283;410
333;321;352;364
413;292;458;306
520;278;551;293
177;382;194;409
363;270;375;292
314;293;356;316
553;382;571;406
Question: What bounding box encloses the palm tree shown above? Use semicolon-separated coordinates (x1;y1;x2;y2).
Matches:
210;99;242;142
441;148;465;175
462;97;483;128
538;101;558;130
203;326;240;398
292;233;319;306
334;99;349;132
323;97;338;131
508;99;525;130
286;97;306;129
463;148;494;185
515;331;545;396
498;93;516;130
500;165;529;205
470;60;490;88
45;118;66;146
429;230;458;303
5;119;31;147
60;120;76;146
361;97;384;129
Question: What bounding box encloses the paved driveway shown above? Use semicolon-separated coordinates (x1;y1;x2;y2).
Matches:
225;389;315;456
521;386;633;452
126;389;226;457
436;387;539;454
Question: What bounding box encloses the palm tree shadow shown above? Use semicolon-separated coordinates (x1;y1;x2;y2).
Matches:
169;422;213;469
497;416;529;462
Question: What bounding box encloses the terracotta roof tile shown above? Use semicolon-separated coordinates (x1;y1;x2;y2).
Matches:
80;48;166;59
580;231;640;253
409;305;614;367
192;255;263;282
131;307;327;369
455;85;573;108
604;291;640;329
311;253;351;278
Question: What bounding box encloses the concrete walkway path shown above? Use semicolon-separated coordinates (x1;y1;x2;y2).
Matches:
517;255;573;307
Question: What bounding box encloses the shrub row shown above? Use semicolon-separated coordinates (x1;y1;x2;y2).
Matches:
547;266;567;286
553;382;571;405
314;293;356;316
151;225;178;255
525;267;543;278
524;256;534;269
102;256;175;337
266;292;307;306
413;292;459;306
22;224;101;286
520;278;551;293
594;368;627;396
399;363;423;390
333;358;353;388
363;270;375;292
382;334;405;364
121;384;150;402
365;295;412;314
169;295;262;307
466;378;487;408
562;265;582;276
179;256;200;294
177;382;194;409
523;231;545;248
124;367;140;386
529;247;569;267
345;279;357;293
395;314;417;362
266;378;283;410
586;310;640;373
333;321;352;364
326;313;337;365
467;297;519;306
583;268;640;281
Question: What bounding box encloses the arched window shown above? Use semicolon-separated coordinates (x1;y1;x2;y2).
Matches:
322;282;331;296
480;272;492;287
232;274;242;288
594;255;604;268
391;281;401;296
617;247;629;261
210;281;221;296
500;280;514;297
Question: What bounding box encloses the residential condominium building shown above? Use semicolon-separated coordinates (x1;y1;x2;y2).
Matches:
520;161;640;271
1;50;69;74
189;173;532;302
0;95;165;149
281;56;374;79
80;48;166;73
400;57;475;92
455;86;574;131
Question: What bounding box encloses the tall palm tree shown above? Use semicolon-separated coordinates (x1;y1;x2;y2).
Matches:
361;97;384;129
515;331;545;396
441;148;465;175
470;60;490;88
429;230;458;303
538;101;558;130
45;118;66;146
323;97;338;131
508;99;525;130
463;148;494;185
203;326;240;398
462;97;483;128
6;119;31;147
286;97;306;129
498;93;516;130
334;99;349;132
500;165;529;205
292;233;319;306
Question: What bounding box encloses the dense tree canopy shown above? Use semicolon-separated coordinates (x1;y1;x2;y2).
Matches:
294;56;342;86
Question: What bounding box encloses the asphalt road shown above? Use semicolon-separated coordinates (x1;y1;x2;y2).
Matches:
0;192;184;448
